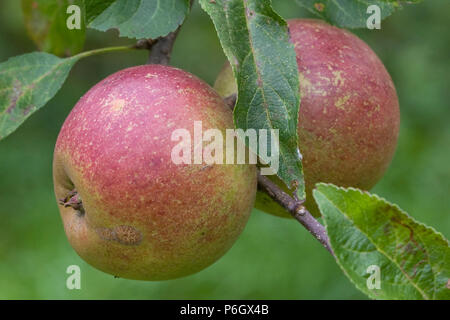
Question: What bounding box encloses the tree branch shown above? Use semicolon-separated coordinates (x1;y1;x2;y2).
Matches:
146;29;181;65
143;0;194;65
224;94;334;256
132;34;176;65
133;35;178;65
257;174;334;255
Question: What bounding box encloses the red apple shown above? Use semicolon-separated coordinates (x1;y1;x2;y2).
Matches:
53;65;257;280
214;19;400;217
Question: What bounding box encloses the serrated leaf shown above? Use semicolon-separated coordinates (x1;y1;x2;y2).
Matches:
86;0;190;39
199;0;305;199
21;0;86;57
314;183;450;300
295;0;421;29
85;0;115;24
0;52;80;140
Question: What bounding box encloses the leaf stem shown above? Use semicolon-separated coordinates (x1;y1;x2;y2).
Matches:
73;45;138;60
73;1;195;65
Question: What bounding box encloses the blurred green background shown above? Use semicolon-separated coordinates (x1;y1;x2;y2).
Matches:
0;0;449;299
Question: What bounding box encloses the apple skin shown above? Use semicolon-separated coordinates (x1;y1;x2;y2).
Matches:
214;19;400;217
53;65;257;280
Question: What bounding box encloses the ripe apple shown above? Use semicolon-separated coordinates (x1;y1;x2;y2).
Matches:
53;65;257;280
214;19;400;217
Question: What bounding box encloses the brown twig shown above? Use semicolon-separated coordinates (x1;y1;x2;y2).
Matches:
147;29;181;65
132;30;179;65
145;0;194;65
224;94;334;256
257;174;334;255
133;39;157;50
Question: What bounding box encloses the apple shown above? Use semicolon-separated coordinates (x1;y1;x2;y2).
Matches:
53;64;257;280
214;19;400;217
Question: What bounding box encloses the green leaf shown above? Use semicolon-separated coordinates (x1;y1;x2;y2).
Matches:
86;0;190;39
294;0;421;29
21;0;86;56
85;0;115;24
314;183;450;300
0;52;80;140
199;0;305;199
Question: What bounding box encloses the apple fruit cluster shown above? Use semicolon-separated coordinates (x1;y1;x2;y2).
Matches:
54;19;399;280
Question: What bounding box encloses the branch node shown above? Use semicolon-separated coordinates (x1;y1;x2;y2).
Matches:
133;39;157;50
256;172;334;256
294;204;307;217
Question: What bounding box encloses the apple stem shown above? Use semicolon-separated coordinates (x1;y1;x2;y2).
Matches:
59;189;85;216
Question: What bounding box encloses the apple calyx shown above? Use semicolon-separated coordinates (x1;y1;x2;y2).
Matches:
59;189;85;216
